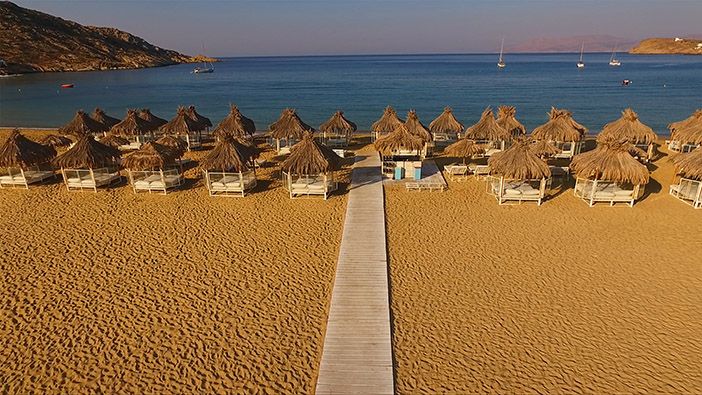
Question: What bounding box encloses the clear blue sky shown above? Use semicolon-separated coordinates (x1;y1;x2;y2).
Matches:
13;0;702;56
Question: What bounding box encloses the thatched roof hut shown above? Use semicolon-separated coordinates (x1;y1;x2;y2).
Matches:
40;134;72;148
668;109;702;135
138;108;168;131
320;111;357;136
671;147;702;181
91;108;121;129
374;123;425;155
281;132;341;174
200;135;260;173
444;138;485;163
187;105;212;128
0;129;56;168
488;139;551;180
155;135;187;157
99;134;130;148
59;110;109;136
429;107;464;135
531;107;587;142
53;135;121;169
122;142;177;171
529;139;561;158
110;109;152;136
213;105;256;139
269;108;314;139
570;139;649;184
597;108;657;145
159;106;204;135
463;107;511;141
496;106;526;136
372;106;404;136
404;110;432;143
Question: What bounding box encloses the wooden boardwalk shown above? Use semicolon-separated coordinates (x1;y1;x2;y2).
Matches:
316;153;394;394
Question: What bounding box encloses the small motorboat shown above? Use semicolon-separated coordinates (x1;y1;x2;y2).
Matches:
192;67;214;74
622;79;631;86
60;83;74;88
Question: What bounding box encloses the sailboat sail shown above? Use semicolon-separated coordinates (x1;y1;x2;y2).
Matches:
497;38;506;68
609;46;621;66
577;43;585;68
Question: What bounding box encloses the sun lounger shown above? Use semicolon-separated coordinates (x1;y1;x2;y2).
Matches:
129;169;181;194
284;172;337;200
62;168;121;192
0;167;56;189
669;178;702;208
444;164;469;181
574;178;640;207
473;165;490;179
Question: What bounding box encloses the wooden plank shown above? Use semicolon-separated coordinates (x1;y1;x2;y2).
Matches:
316;153;394;395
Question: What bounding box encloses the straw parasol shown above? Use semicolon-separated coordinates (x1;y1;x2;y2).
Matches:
138;108;168;132
531;107;587;142
496;106;526;137
488;139;551;180
374;123;425;156
529;139;561;158
463;107;511;142
281;132;341;175
429;107;464;135
159;106;204;135
122;142;177;171
0;129;56;168
671;147;702;180
200;135;260;173
570;139;649;185
372;106;404;137
404;110;432;143
444;138;485;164
110;109;153;136
669;110;702;145
155;135;188;157
269;108;314;139
668;109;702;136
597;108;657;145
53;135;121;169
320;111;357;137
40;134;72;149
213;105;256;139
91;108;121;129
187;105;212;128
100;134;130;148
59;110;109;136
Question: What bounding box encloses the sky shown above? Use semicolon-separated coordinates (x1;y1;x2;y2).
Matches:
13;0;702;57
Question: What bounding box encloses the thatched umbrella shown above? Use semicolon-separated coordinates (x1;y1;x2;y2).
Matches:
200;135;260;173
445;138;485;164
463;107;511;143
403;110;432;144
570;139;649;185
669;110;702;146
371;106;404;139
91;108;121;129
269;108;314;139
160;106;204;135
187;105;212;128
155;135;188;157
122;142;177;171
59;110;109;136
597;108;657;146
531;107;587;142
100;134;130;149
0;129;56;169
671;147;702;181
668;109;702;136
488;139;551;180
496;106;526;137
138;108;168;132
529;139;561;159
53;135;121;169
429;107;463;137
110;109;152;137
281;132;341;175
374;123;425;156
40;134;72;149
213;105;256;139
320;111;357;140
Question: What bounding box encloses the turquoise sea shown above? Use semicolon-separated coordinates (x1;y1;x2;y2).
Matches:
1;53;701;134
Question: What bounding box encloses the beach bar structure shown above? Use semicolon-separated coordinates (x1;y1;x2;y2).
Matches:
374;119;426;179
122;142;182;194
429;106;463;142
669;147;702;208
597;108;657;161
319;111;357;148
570;139;650;207
213;105;256;141
159;106;204;150
486;139;552;205
268;108;314;154
110;109;155;150
53;135;122;192
531;107;587;159
496;105;527;139
463;107;511;157
0;129;57;189
371;106;404;142
281;132;341;199
201;136;259;197
667;109;702;153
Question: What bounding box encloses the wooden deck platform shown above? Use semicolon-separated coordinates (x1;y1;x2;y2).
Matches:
316;153;394;394
404;160;447;191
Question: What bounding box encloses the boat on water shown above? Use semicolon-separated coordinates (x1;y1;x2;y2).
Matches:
577;43;585;69
60;84;74;88
497;38;506;69
609;47;621;66
193;43;215;74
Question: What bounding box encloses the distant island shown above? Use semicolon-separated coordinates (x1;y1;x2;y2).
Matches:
629;37;702;55
0;1;216;75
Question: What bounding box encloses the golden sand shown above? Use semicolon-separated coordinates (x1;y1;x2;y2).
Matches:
0;130;348;393
386;144;702;393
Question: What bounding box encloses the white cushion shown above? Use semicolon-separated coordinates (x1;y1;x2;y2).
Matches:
504;188;522;196
614;190;633;196
595;191;615;198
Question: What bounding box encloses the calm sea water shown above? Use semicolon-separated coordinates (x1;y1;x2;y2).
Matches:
1;53;701;134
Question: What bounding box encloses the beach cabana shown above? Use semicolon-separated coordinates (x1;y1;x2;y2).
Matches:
268;108;314;154
159;106;204;150
281;132;341;199
40;134;72;149
443;138;485;179
319;111;356;148
0;129;57;189
53;135;122;192
669;147;702;208
137;108;168;132
201;136;260;197
99;134;130;149
429;107;463;142
667;110;702;153
91;108;121;130
570;139;650;207
110;109;154;149
403;110;433;157
463;107;511;156
530;107;587;159
496;106;527;138
213;105;256;141
371;106;404;141
374;122;425;178
59;110;108;137
597;108;657;161
486;139;552;205
122;142;181;194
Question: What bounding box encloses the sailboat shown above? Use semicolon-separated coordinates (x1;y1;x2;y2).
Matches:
193;43;215;74
577;43;585;69
609;46;621;66
497;38;506;69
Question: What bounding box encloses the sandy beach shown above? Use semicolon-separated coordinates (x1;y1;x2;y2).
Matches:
386;141;702;393
0;129;349;393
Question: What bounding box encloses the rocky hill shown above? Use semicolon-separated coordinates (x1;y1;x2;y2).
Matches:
508;35;636;53
629;37;702;55
0;1;214;75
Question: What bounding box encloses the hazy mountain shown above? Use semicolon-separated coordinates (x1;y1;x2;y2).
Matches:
507;35;637;53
